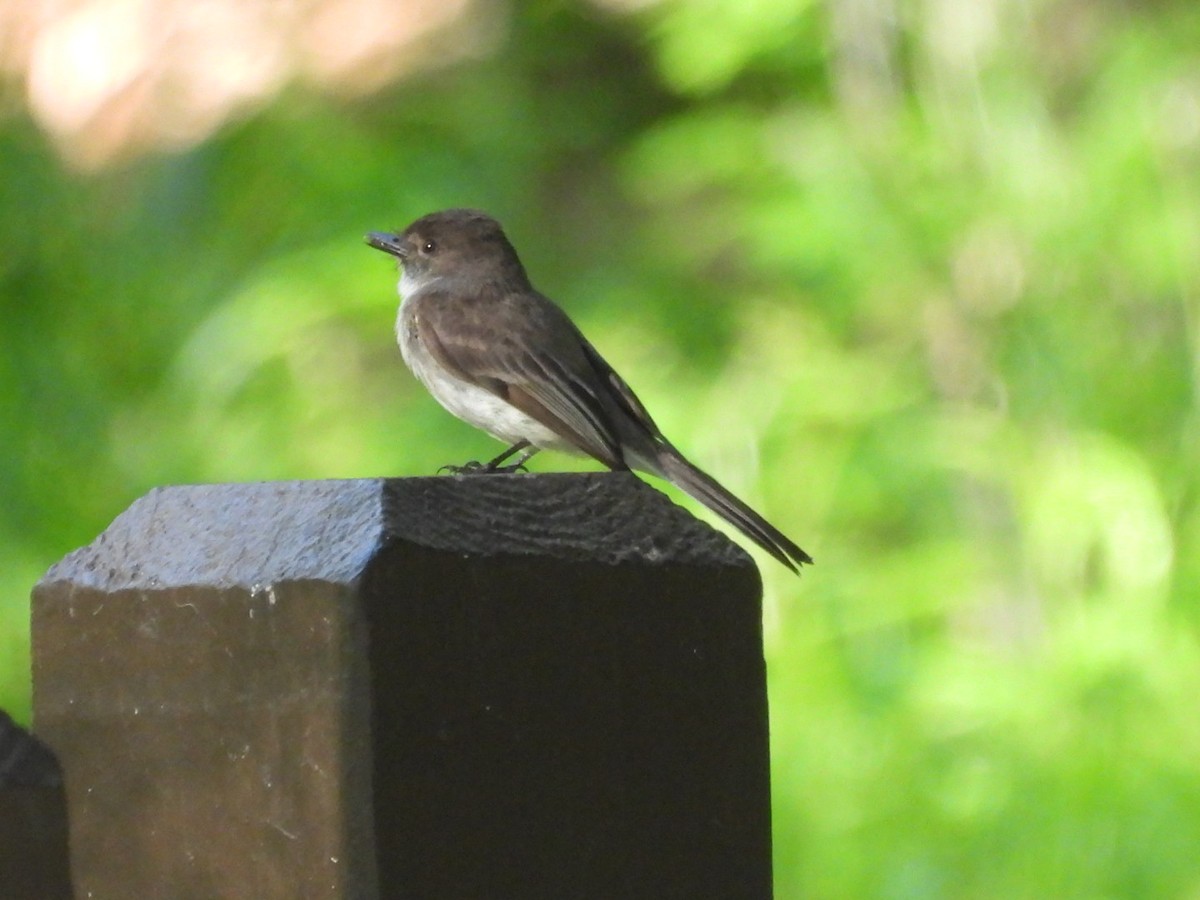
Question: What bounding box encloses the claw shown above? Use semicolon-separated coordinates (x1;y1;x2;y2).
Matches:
438;459;528;475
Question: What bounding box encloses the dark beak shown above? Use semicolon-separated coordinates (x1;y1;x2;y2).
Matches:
366;231;407;258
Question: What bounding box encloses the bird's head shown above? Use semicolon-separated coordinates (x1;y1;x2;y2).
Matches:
366;208;528;290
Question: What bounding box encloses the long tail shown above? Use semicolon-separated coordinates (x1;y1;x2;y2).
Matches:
655;448;813;573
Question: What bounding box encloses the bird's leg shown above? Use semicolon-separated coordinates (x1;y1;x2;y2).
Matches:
486;441;540;472
439;440;539;475
483;440;532;470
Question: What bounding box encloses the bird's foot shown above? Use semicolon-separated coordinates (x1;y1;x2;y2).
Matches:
438;460;528;475
438;441;537;475
489;461;530;474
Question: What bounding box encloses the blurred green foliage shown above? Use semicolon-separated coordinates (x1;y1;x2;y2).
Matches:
3;0;1200;895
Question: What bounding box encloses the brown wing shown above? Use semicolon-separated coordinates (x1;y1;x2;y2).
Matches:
410;287;630;468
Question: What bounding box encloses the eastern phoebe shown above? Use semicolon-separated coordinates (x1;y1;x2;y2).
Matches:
366;209;812;572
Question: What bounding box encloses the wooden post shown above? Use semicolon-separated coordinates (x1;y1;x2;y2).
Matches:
32;474;772;898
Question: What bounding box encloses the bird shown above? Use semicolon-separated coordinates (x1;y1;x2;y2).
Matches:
366;209;812;572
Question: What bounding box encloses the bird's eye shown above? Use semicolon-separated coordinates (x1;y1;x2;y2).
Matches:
422;240;436;254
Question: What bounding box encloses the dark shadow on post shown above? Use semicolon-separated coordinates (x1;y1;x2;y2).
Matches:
32;474;772;899
0;710;73;899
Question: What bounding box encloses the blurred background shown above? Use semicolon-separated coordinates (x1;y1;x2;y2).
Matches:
2;0;1199;895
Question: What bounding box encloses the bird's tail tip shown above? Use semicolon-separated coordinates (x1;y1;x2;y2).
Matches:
656;449;812;575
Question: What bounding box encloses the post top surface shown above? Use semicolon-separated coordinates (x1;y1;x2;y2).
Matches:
36;474;754;591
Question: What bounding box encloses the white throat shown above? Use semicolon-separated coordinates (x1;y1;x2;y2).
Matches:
398;267;422;301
